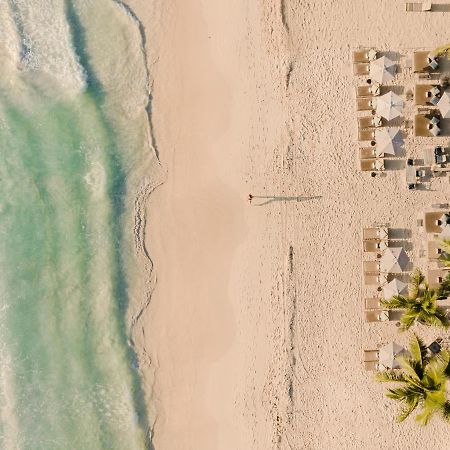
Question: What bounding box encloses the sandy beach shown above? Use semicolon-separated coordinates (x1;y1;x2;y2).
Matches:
125;0;450;448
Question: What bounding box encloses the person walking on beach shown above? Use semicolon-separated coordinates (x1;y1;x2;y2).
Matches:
248;194;253;203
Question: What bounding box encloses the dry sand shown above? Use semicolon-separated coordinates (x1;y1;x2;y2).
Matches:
125;0;450;448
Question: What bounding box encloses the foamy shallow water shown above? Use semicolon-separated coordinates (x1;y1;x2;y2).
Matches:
0;1;152;448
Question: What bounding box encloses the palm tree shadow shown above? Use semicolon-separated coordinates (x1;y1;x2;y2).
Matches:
253;195;322;206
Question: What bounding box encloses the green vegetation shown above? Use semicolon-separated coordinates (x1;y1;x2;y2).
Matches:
438;239;450;267
380;269;449;331
430;43;450;58
376;334;450;425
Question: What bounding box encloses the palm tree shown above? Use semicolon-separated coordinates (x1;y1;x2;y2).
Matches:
430;43;450;59
438;239;450;267
437;240;450;299
380;269;449;331
439;272;450;299
376;334;450;425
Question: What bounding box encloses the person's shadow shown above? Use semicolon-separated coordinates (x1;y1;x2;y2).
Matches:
252;195;322;206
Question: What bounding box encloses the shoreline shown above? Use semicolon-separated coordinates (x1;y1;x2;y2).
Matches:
124;0;256;447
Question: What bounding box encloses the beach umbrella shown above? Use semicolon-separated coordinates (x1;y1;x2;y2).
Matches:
438;213;450;237
440;226;450;238
375;127;403;156
437;91;450;118
370;56;396;83
376;91;403;121
383;278;408;299
379;342;406;369
380;247;409;273
439;213;450;226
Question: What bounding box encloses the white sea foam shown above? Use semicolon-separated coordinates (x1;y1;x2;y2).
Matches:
84;159;107;199
0;0;153;447
10;0;86;94
0;2;21;67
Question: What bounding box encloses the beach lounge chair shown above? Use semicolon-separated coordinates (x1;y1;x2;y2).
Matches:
358;129;376;142
424;211;445;233
414;84;440;105
356;84;381;98
360;158;384;172
428;240;444;259
364;349;379;361
353;63;370;76
406;2;432;11
413;51;438;73
414;113;441;137
365;309;390;322
360;147;385;159
363;240;388;253
365;297;383;309
356;98;376;111
364;274;388;286
363;227;389;240
418;72;431;80
364;360;383;371
428;268;447;289
360;147;378;159
363;260;381;274
353;49;377;63
358;115;383;129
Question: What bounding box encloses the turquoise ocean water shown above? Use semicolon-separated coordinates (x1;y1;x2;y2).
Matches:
0;1;155;448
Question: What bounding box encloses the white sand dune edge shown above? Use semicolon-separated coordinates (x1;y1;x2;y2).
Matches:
126;0;450;448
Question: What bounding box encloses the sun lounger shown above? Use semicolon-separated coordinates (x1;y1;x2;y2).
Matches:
428;240;444;259
419;72;431;80
360;147;377;159
406;2;432;11
360;158;384;172
363;260;381;274
364;360;383;371
363;227;389;240
365;309;390;322
364;349;379;361
365;297;383;309
413;51;438;73
358;115;383;129
363;240;388;253
358;128;376;142
424;211;445;233
360;147;385;159
353;49;377;64
364;274;388;286
414;113;441;137
353;62;370;76
356;84;381;98
428;268;447;289
356;98;376;111
414;84;440;105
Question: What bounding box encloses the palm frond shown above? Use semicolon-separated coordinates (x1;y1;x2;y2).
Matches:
437;273;450;299
439;239;450;254
396;397;420;423
415;405;436;426
375;371;407;383
399;311;418;331
380;295;412;310
442;401;450;422
409;334;428;365
433;308;450;329
439;256;450;267
386;387;418;400
442;350;450;379
409;268;426;298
